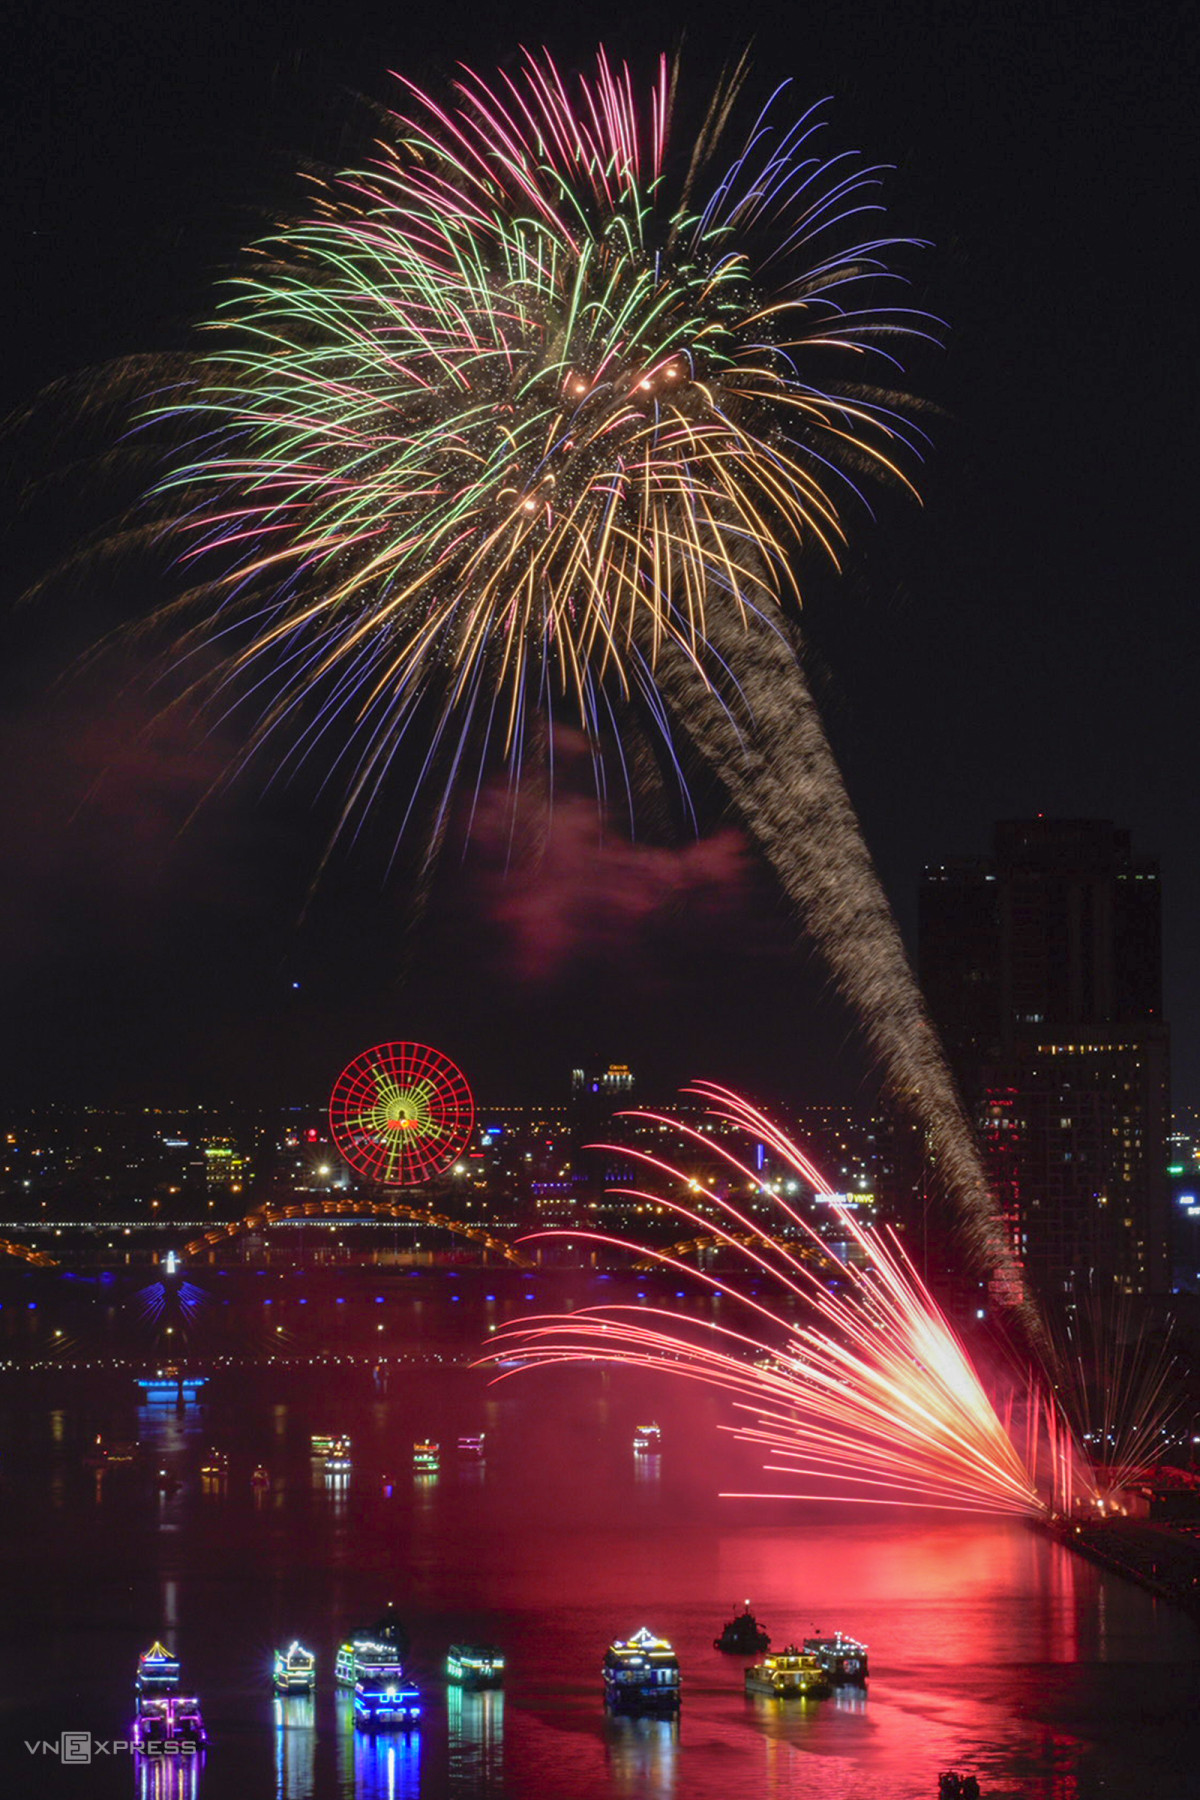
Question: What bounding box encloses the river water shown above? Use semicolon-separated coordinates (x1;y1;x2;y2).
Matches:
0;1270;1196;1799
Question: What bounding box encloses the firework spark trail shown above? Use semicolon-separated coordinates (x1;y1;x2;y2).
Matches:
65;48;1025;1308
480;1086;1072;1515
1049;1292;1181;1496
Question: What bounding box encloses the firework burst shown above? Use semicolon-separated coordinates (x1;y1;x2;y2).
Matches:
144;47;929;843
72;47;1029;1314
482;1085;1084;1515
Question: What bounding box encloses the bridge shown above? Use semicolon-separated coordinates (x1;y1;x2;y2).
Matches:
183;1197;534;1268
632;1232;833;1271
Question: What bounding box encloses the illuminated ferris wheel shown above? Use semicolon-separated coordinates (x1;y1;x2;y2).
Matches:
328;1042;475;1186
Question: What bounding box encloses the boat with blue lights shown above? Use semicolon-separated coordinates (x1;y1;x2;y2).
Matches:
602;1627;681;1711
136;1365;207;1402
446;1644;505;1689
744;1645;831;1698
353;1667;421;1731
803;1630;868;1683
273;1642;316;1693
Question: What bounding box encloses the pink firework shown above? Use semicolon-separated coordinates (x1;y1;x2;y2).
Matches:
482;1084;1091;1515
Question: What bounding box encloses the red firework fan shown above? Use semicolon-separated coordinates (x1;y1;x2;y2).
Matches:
329;1043;475;1186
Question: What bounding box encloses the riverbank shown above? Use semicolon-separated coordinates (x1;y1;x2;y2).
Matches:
1043;1515;1200;1616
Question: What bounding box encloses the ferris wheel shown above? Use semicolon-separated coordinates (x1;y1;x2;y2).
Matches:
328;1042;475;1186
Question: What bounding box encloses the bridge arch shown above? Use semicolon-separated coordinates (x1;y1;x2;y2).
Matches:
183;1197;533;1268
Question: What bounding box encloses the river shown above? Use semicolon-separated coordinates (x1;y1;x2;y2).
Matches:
0;1269;1196;1798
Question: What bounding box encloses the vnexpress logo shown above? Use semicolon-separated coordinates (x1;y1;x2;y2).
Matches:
25;1734;182;1761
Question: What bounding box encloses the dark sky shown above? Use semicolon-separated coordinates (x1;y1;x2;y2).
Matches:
2;0;1196;1110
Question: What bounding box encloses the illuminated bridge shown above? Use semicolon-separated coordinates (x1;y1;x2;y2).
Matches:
632;1233;834;1272
184;1198;534;1269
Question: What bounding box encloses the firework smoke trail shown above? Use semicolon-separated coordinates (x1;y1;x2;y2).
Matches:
78;48;1025;1315
482;1085;1070;1514
655;610;1037;1334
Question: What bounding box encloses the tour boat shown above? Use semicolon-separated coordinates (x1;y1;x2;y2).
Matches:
136;1366;207;1402
335;1612;410;1687
602;1627;681;1711
86;1434;141;1467
803;1630;868;1683
456;1433;486;1458
446;1644;505;1689
353;1669;422;1731
744;1645;831;1698
714;1604;771;1654
273;1641;317;1694
632;1422;661;1454
199;1449;228;1478
136;1642;180;1696
413;1440;440;1471
132;1694;207;1748
312;1432;352;1467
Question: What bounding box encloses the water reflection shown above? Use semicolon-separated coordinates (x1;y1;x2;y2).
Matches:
134;1750;204;1800
603;1714;677;1798
272;1695;315;1800
633;1453;662;1488
352;1733;420;1800
446;1685;504;1796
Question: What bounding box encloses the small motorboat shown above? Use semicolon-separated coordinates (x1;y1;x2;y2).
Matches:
939;1775;981;1799
714;1603;770;1654
251;1464;270;1488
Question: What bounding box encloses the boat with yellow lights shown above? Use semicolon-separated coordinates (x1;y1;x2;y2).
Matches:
744;1645;831;1698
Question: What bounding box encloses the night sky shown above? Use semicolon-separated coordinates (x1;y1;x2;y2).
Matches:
2;0;1195;1110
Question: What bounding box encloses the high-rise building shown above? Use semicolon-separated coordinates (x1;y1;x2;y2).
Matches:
919;819;1170;1298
